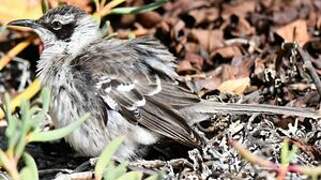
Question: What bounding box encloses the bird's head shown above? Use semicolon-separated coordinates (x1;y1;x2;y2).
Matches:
8;5;100;55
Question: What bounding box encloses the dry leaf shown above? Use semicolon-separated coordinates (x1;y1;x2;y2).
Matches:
189;29;224;52
214;46;242;58
218;77;250;95
177;61;197;75
163;0;209;16
188;7;219;26
222;0;256;18
237;17;255;36
137;11;162;28
273;7;298;25
185;42;200;54
194;77;222;91
177;53;204;74
275;19;310;46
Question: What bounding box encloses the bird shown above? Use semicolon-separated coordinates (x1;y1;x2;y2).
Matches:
8;5;320;160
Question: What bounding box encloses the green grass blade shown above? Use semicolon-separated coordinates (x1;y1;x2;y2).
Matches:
3;94;19;154
40;88;50;113
281;139;289;165
28;113;90;142
116;171;143;180
4;94;16;138
145;174;161;180
22;153;38;180
15;100;31;158
102;163;116;180
31;88;51;126
103;161;128;180
0;149;8;167
41;0;49;14
288;145;298;163
95;136;124;180
110;0;167;15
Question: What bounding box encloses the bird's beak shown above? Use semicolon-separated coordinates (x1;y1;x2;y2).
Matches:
7;19;41;29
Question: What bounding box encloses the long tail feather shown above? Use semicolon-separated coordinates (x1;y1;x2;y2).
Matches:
184;102;321;119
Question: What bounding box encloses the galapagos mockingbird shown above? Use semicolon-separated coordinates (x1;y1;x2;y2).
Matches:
8;5;320;160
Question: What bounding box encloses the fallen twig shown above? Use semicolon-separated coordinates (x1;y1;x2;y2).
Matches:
297;47;321;99
53;171;93;180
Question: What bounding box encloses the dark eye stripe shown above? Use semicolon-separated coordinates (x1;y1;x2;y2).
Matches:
49;23;75;42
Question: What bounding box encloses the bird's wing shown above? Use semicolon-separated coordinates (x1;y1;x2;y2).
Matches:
71;37;203;147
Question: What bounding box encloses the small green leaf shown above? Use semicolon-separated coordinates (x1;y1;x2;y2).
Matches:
40;87;50;113
28;113;90;142
15;100;31;158
102;163;116;180
110;0;167;15
145;174;161;180
31;111;45;128
101;20;111;37
41;0;49;14
31;88;51;126
3;94;20;154
20;167;34;180
0;149;8;166
29;107;41;116
103;161;128;180
15;139;26;160
4;94;16;139
22;153;38;180
95;136;124;180
116;171;143;180
281;139;289;165
287;145;298;163
280;139;298;165
7;127;20;154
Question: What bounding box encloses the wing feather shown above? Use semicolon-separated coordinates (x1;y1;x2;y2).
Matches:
72;37;204;147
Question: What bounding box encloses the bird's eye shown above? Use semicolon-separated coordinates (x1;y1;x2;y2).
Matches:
52;21;62;30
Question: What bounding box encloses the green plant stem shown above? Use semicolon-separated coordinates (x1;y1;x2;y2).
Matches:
231;139;321;178
0;150;20;180
277;165;288;180
97;0;126;17
289;165;321;177
229;139;278;170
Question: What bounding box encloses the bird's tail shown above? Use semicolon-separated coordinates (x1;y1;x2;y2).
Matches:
181;101;321;122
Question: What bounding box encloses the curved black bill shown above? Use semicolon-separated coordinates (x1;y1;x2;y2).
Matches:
7;19;40;29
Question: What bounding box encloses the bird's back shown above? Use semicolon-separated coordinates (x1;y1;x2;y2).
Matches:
69;37;206;150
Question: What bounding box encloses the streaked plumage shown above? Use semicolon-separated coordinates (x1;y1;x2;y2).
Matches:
8;5;320;160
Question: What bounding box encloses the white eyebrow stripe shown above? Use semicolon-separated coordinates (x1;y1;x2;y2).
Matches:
54;14;75;24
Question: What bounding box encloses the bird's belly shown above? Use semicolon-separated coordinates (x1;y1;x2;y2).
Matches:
50;88;158;160
50;88;108;156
